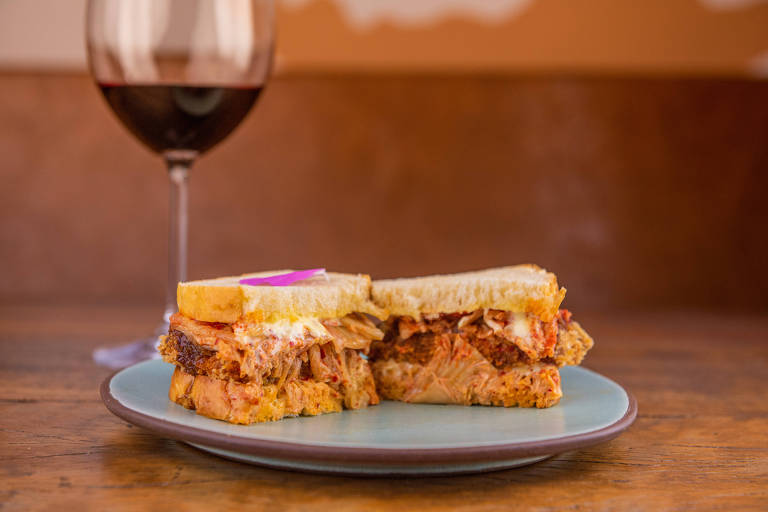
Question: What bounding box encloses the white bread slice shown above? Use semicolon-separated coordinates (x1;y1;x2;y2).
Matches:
177;270;387;324
372;265;566;322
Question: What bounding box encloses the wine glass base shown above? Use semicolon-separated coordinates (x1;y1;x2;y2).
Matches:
93;319;168;369
93;337;162;369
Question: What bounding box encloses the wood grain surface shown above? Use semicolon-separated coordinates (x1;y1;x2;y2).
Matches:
1;306;766;511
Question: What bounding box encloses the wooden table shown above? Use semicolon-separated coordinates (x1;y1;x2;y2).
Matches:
2;306;766;511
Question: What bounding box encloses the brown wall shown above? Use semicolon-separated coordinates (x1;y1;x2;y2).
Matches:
1;73;767;312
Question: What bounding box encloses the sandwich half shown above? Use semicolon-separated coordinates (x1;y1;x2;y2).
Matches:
369;265;593;408
158;271;388;424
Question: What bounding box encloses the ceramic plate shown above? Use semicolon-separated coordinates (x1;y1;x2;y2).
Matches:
101;360;636;476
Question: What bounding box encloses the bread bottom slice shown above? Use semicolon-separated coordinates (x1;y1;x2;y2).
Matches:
169;364;378;424
371;335;562;408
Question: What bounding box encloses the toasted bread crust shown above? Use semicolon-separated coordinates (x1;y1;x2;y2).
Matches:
372;265;566;322
555;320;594;366
177;270;388;324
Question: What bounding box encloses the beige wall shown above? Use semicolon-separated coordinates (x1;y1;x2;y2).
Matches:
0;0;87;69
1;0;767;75
278;0;768;75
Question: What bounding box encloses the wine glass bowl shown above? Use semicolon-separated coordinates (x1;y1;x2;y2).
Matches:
97;84;263;155
87;0;274;368
87;0;273;157
87;1;273;84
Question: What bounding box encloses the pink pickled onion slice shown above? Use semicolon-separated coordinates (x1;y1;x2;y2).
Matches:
239;268;326;287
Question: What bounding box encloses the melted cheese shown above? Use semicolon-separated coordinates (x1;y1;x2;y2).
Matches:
234;317;331;354
260;317;329;340
510;312;532;339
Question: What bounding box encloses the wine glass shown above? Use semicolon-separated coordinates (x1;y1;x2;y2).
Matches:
87;0;274;368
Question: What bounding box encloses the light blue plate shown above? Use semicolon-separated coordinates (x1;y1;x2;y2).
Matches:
102;360;636;476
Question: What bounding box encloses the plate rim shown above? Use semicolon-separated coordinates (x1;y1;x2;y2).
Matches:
101;362;637;464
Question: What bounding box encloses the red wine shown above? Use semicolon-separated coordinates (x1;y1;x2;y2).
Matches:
99;84;262;154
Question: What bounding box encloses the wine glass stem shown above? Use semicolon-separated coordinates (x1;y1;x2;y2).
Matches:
164;152;193;325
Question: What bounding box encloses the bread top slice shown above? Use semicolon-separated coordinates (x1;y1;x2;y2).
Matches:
177;270;387;324
372;265;566;322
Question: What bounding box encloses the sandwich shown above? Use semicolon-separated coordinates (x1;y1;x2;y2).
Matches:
158;270;388;424
368;265;593;408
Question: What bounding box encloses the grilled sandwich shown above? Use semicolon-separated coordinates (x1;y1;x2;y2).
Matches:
369;265;593;408
158;271;387;424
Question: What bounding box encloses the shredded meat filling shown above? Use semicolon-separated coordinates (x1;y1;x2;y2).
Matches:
369;332;443;365
159;313;383;391
468;334;540;367
372;309;576;370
